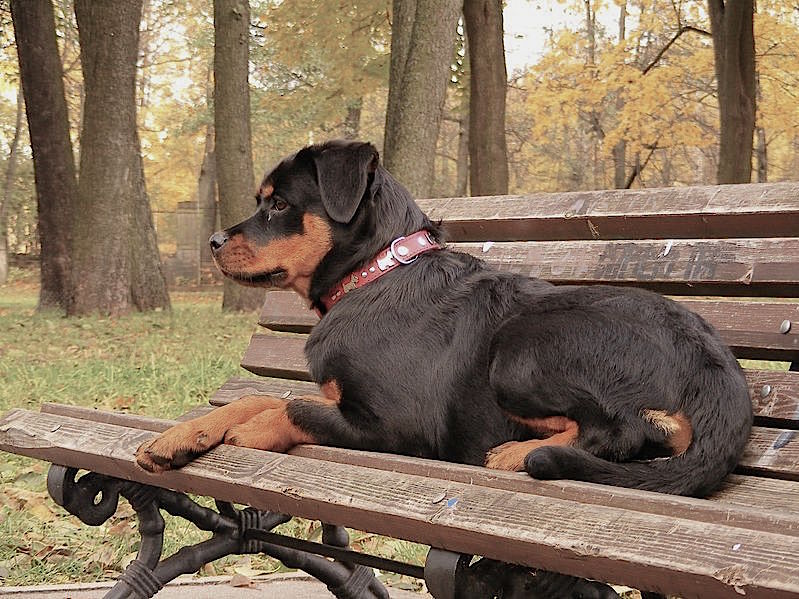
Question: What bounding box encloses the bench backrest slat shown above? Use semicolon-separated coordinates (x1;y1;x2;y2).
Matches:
457;238;799;296
257;292;799;363
419;182;799;241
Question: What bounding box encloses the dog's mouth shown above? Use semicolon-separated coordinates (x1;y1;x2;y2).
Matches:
220;268;288;288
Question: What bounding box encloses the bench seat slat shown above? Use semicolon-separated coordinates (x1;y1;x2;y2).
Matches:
257;292;799;362
2;408;798;598
241;334;799;426
34;402;799;523
418;182;799;241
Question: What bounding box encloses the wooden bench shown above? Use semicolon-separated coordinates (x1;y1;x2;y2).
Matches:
2;182;798;599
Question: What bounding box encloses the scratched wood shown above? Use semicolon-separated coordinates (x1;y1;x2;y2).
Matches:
1;409;798;598
417;182;799;241
34;402;799;525
455;238;799;296
241;334;799;426
257;292;799;362
209;376;320;404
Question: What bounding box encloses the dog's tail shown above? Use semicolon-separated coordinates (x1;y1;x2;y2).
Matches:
524;398;752;497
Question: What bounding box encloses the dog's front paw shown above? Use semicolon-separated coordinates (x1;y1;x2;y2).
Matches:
135;422;225;473
223;421;263;448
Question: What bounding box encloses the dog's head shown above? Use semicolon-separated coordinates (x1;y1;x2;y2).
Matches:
210;139;437;306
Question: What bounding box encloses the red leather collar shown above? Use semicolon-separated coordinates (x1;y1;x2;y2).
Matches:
318;230;441;314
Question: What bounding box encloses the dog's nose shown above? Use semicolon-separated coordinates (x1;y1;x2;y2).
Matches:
209;231;228;252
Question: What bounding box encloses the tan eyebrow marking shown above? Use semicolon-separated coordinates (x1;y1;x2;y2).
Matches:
258;182;274;201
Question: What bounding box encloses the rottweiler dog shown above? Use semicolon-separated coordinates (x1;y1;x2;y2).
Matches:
136;139;752;498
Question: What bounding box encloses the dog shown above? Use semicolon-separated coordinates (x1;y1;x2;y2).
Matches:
136;139;753;498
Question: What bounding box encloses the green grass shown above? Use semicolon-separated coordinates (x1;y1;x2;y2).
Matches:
0;268;429;588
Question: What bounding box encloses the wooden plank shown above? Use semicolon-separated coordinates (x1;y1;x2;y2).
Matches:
241;335;307;379
258;291;318;332
457;238;799;296
2;409;798;598
740;428;799;480
35;403;799;524
417;182;799;241
241;335;312;381
210;376;320;405
241;334;799;426
744;370;799;428
257;292;799;363
679;300;799;362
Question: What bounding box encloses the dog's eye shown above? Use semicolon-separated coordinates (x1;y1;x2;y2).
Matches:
273;199;288;212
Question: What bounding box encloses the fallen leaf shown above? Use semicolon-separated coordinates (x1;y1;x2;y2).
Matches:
230;573;253;587
112;396;135;410
233;565;271;578
108;520;132;535
29;502;56;522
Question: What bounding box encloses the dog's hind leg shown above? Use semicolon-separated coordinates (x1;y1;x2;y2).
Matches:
485;417;579;471
485;311;650;473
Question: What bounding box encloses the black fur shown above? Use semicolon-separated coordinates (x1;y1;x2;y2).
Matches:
221;139;753;498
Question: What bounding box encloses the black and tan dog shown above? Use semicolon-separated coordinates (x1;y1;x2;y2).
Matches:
136;140;752;498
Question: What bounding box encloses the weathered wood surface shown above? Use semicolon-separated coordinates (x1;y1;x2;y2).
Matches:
257;292;799;362
34;402;799;523
2;408;798;598
417;182;799;241
241;335;311;380
456;238;799;296
210;376;320;404
681;300;799;362
241;335;799;425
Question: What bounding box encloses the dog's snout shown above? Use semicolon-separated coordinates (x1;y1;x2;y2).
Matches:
209;231;228;252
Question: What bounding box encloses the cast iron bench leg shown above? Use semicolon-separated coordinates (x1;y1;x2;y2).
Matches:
424;547;622;599
46;465;387;599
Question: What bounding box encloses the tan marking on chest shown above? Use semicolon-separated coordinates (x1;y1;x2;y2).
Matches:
320;380;342;404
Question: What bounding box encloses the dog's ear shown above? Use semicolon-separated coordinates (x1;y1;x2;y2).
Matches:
314;142;379;223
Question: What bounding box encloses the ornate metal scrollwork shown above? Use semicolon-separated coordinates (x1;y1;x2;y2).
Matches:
46;465;387;599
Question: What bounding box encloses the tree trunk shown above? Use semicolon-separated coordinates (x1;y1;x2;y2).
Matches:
198;122;217;271
463;0;508;196
755;71;766;183
456;115;469;196
197;62;217;272
383;0;462;198
343;98;362;140
10;0;77;309
708;0;756;184
214;0;263;311
71;0;169;316
612;1;627;189
130;147;171;312
0;87;25;286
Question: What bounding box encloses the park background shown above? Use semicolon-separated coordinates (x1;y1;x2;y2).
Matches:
0;0;795;593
